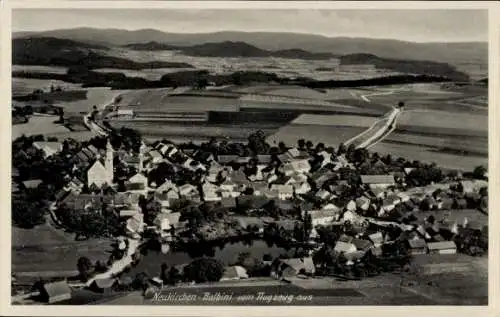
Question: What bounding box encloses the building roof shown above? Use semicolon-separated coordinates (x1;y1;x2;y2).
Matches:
32;141;62;157
91;278;117;289
352;239;373;250
270;184;294;194
281;257;315;274
41;281;71;299
22;179;43;189
308;209;339;220
222;266;249;279
334;241;357;253
361;175;395;185
427;241;457;250
409;238;428;249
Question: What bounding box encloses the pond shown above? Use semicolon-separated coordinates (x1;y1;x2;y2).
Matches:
125;239;297;278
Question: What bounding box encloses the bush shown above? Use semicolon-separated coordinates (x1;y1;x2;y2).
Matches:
183;257;224;283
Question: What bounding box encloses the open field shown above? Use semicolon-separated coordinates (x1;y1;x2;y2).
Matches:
110;121;279;143
12;115;71;140
397;110;487;135
54;87;129;114
267;124;366;148
12;224;112;274
12;78;82;97
119;89;240;112
291;114;376;128
370;141;487;171
13;65;68;75
383;132;488;156
92;68;195;81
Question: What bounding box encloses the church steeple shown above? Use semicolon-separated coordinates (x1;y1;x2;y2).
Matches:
106;138;114;183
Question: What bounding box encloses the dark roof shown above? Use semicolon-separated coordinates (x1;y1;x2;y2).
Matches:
126;182;146;191
352;239;372;250
236;195;270;209
361;175;395;184
220;197;237;209
408;239;427;249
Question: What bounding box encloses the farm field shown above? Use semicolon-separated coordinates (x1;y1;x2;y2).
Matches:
396;110;487;137
12;224;112;274
92;68;194;81
267;124;366;148
12;78;82;97
291;114;376;128
110;121;279;143
383;132;488;156
54;87;129;114
12;115;70;140
12;65;68;74
370;141;487;171
119;89;240;112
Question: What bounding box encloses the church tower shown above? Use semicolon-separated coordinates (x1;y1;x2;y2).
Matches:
139;141;147;172
106;138;114;184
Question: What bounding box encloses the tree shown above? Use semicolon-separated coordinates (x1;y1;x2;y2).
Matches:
298;139;306;150
166;266;182;285
183;257;224;283
77;256;93;281
132;272;150;291
473;165;487;179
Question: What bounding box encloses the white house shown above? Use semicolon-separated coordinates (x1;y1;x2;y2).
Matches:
356;196;371;211
32;141;63;158
361;175;395;189
346;200;357;212
179;184;197;197
334;241;357;254
293;181;311;195
308;209;339;227
270;184;294;200
289;159;311;174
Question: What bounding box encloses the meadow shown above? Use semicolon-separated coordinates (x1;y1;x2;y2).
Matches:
267;124;366;148
12;224;112;274
55;87;130;114
12;78;82;97
12;65;68;75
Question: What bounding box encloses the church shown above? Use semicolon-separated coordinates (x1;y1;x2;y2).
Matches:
87;139;114;188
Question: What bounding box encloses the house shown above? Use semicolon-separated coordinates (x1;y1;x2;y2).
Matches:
334;241;357;254
221;266;249;281
368;232;384;246
147;150;164;164
128;172;148;186
361;175;395;188
346;200;357;212
179;184;198;198
407;239;428;255
156;181;176;194
344;251;367;265
217;155;240;164
165;212;182;229
352;239;373;251
22;179;43;189
293;181;311;195
89;278;117;294
289;159;311;174
356;197;371;211
427;241;457;254
32;141;63;158
308;209;339;226
38;280;71;304
270;184;294;200
272;257;315;280
316;189;333;201
126;213;144;238
369;186;386;199
220;179;237;192
154;213;173;235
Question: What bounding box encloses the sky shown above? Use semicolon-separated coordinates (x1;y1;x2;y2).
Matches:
12;9;488;42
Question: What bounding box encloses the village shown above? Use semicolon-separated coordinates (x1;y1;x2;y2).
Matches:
11;120;489;304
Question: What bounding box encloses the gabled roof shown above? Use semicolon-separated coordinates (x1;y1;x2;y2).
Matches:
361;175;395;184
22;179;43;189
223;266;249;279
427;241;456;250
308;209;339;220
41;281;71;298
408;238;427;249
352;239;373;250
92;278;117;289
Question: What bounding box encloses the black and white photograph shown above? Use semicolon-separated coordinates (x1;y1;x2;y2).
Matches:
5;1;496;310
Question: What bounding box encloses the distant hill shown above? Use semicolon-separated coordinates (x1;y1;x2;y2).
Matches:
339;53;470;81
12;37;193;70
124;41;334;60
13;28;487;65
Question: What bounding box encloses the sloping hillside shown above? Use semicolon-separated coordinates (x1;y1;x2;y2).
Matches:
13;37;193;70
13;28;487;65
